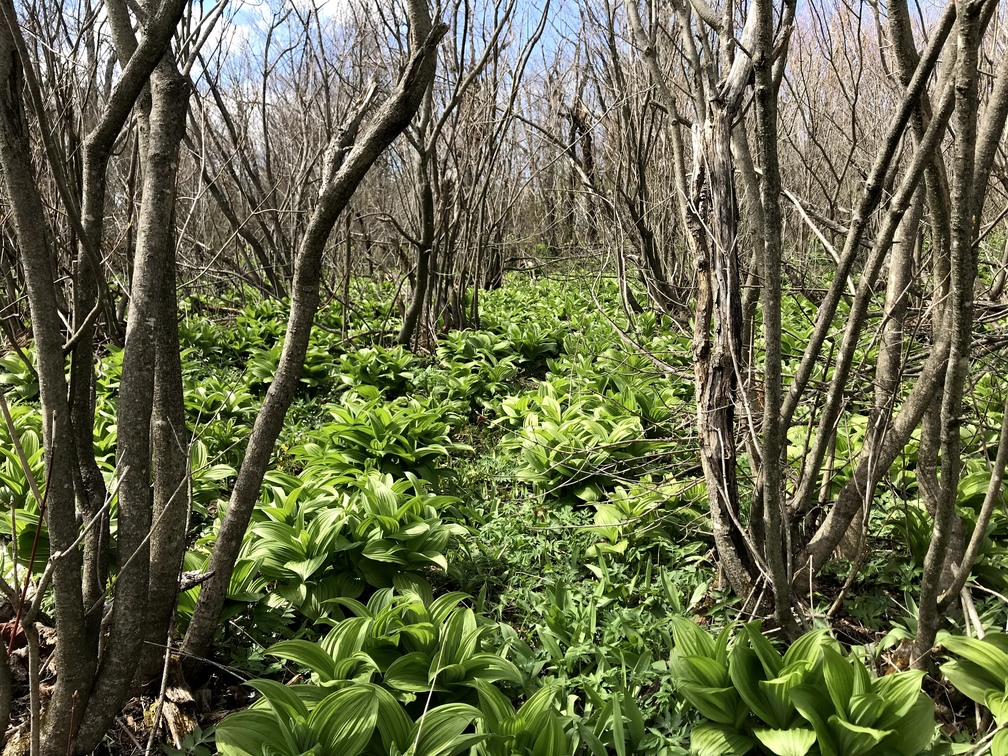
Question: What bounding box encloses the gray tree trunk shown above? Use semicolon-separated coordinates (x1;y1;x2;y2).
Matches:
182;3;447;659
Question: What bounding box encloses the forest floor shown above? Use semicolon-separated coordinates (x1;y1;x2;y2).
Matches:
1;272;1005;754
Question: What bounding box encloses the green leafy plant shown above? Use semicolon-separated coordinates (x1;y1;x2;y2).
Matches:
339;345;416;396
247;340;338;393
216;679;486;756
0;351;38;400
162;725;216;756
583;479;706;559
177;315;244;368
940;633;1008;755
237;470;467;619
190;439;238;514
436;331;514;365
422;353;521;414
185;375;258;420
501;383;654;501
669;620;937;755
294;391;470;484
503;321;564;366
0;401;49;570
472;679;576;756
265;588;523;704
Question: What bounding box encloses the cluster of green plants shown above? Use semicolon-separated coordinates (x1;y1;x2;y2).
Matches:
5;274;1008;754
669;620;936;755
939;633;1008;754
0;401;47;571
197;278;703;753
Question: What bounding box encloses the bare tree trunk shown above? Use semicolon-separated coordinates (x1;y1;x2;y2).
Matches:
0;14;92;746
879;0;960;616
69;0;187;657
691;103;758;597
0;4;192;748
915;0;1008;661
752;0;798;635
72;52;191;753
399;138;436;346
182;4;447;659
137;58;191;686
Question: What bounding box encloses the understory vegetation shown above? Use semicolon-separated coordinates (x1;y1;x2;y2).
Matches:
4;273;1008;754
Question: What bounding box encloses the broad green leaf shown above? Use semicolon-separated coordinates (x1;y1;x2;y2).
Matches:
714;624;735;662
885;694;936;756
321;617;373;662
872;670;927;727
821;648;854;721
676;655;729;689
851;656;871;698
759;667;808;729
530;710;569;756
461;654;522;685
987;690;1008;726
941;659;1004;706
991;728;1008;756
941;636;1008;683
677;683;741;726
370;684;415;752
744;624;783;678
981;634;1008;657
574;720;609;756
429;593;471;625
408;703;484;756
267;640;335;681
362;539;406;564
473;679;516;733
247;679;309;722
670;616;716;659
393;573;436;605
307;686;379;756
729;643;779;726
791;685;838;756
385;651;434;692
783;630;834;668
689;723;752;756
847;692;884;728
439;608;480;664
287;555;329;581
217;710;294;756
397;621;438;650
433;662;467;685
331;651;380;682
830;716;887;755
753;727;816;756
515;681;562;722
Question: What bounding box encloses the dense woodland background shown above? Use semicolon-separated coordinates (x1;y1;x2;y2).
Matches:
1;0;1008;752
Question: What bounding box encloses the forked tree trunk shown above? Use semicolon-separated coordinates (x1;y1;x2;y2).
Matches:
0;13;91;745
137;56;192;687
915;0;1008;660
399;143;436;347
182;4;447;659
71;50;191;754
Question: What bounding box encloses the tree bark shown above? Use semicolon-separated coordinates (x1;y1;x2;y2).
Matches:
182;3;447;659
915;0;1008;661
691;103;758;597
398;134;437;346
73;52;191;753
753;0;798;634
0;11;91;748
